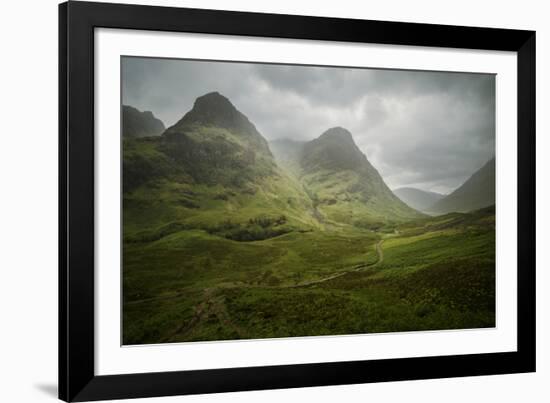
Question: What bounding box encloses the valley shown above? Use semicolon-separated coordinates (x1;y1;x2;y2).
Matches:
122;92;495;345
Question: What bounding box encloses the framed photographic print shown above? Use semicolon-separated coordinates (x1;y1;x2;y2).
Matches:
59;1;536;401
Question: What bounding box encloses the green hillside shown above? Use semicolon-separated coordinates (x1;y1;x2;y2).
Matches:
271;128;424;230
300;128;423;227
430;158;495;214
123;92;318;244
123;206;495;344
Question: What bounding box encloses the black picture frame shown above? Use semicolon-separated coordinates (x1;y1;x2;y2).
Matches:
59;1;536;401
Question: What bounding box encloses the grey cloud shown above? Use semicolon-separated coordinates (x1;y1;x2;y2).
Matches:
122;57;495;194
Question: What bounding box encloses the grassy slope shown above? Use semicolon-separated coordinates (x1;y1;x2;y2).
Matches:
271;131;423;226
430;158;495;214
123;206;495;344
302;168;422;230
123;126;321;242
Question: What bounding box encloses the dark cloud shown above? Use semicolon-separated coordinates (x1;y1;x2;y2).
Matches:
122;57;495;194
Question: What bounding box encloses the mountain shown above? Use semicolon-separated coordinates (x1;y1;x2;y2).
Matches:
297;127;423;227
123;93;423;246
429;158;495;214
157;92;275;187
301;127;368;172
122;105;165;138
165;92;271;156
393;187;445;212
123;92;318;241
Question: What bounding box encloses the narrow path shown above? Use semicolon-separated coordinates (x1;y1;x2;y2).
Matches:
288;239;384;288
162;288;248;342
161;289;216;342
165;239;386;339
127;238;386;307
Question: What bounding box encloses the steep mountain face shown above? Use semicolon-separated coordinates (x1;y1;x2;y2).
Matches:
125;92;276;190
298;127;423;226
165;92;272;157
123;92;317;239
122;105;165;138
429;158;495;214
301;127;367;172
393;187;445;212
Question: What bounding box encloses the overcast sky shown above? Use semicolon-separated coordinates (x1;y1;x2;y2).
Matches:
122;57;495;194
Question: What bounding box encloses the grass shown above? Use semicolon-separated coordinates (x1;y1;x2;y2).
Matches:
123;207;495;345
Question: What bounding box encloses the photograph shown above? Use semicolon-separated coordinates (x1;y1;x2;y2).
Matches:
121;56;496;345
0;0;542;401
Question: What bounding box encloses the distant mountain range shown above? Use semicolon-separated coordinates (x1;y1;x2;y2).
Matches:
122;105;165;138
393;187;445;212
429;158;495;214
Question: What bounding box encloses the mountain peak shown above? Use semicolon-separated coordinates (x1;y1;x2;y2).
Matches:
319;126;353;140
301;128;366;173
193;91;235;112
165;92;272;156
299;127;421;220
175;92;241;128
317;127;359;150
169;92;255;135
122;105;165;138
